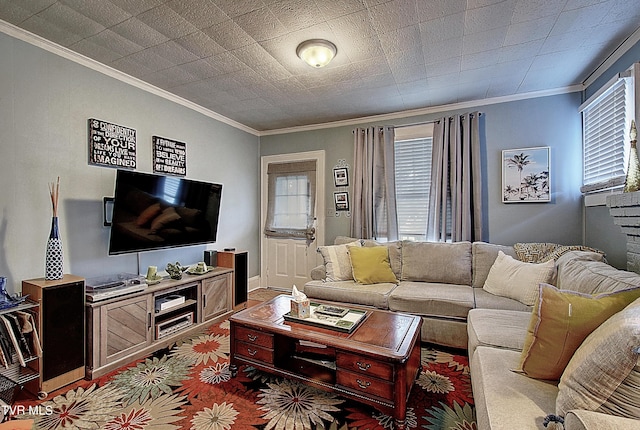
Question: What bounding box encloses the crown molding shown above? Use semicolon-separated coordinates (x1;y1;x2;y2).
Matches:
0;20;261;136
583;25;640;88
259;85;584;136
0;19;589;138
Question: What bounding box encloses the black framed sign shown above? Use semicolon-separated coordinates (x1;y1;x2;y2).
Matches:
88;118;137;169
153;136;187;176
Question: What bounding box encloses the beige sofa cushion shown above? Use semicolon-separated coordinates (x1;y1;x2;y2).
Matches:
565;410;640;430
471;242;517;288
388;281;473;320
401;241;472;285
471;346;558;430
467;308;530;359
556;297;640;419
483;251;555;306
302;280;395;309
556;256;640;295
473;288;532;312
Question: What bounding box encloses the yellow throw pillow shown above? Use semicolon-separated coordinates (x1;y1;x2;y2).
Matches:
348;246;398;284
515;283;640;380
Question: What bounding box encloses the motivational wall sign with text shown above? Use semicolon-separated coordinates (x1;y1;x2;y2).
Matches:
153;136;187;176
88;118;137;169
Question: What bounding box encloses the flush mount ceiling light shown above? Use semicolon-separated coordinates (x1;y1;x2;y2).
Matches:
296;39;337;68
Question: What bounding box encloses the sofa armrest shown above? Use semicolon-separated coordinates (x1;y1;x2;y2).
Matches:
565;410;640;430
310;265;325;280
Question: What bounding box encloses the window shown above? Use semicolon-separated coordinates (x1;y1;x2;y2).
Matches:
272;174;311;229
581;63;637;193
264;161;316;238
394;124;433;241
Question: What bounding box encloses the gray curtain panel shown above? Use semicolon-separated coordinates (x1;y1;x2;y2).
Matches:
428;112;483;242
350;126;398;241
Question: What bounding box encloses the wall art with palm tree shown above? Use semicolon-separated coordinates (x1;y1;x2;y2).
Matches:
502;146;550;202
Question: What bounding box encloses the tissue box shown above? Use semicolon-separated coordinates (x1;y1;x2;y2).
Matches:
290;299;310;318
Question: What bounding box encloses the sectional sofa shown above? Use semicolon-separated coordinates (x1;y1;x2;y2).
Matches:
302;237;640;430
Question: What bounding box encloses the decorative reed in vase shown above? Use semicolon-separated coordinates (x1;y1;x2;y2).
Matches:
45;176;63;280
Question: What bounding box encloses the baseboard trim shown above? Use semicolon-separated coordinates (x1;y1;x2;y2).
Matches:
248;276;260;292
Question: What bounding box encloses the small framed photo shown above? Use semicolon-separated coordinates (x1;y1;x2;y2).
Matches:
334;191;349;211
502;146;550;203
333;167;349;187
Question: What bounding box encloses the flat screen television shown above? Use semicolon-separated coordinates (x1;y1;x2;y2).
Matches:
108;170;222;255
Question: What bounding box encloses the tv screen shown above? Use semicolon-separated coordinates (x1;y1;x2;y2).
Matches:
108;170;222;255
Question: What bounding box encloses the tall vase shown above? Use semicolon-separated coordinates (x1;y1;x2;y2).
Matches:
45;216;63;280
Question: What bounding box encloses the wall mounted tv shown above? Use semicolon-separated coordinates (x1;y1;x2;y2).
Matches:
108;170;222;255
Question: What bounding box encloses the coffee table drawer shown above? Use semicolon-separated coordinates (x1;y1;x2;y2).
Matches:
337;369;393;401
235;326;274;348
336;352;394;380
235;341;274;364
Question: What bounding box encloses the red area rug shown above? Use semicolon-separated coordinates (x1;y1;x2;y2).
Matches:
12;320;475;429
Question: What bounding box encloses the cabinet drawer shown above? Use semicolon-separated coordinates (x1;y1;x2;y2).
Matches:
235;341;274;364
336;352;394;380
336;369;394;401
235;326;274;348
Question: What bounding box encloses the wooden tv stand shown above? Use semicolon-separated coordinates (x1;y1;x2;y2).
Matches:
230;295;422;429
85;267;233;379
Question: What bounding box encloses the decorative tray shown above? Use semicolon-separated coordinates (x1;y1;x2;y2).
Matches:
283;302;367;333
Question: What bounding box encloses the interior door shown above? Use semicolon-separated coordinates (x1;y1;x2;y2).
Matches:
261;151;325;291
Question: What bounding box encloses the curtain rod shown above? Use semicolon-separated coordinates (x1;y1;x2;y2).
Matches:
393;120;436;129
352;112;483;132
395;112;483;128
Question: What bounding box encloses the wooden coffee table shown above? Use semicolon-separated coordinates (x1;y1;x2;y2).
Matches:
229;295;422;429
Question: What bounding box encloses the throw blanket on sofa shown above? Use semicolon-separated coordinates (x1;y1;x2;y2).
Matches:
514;242;606;263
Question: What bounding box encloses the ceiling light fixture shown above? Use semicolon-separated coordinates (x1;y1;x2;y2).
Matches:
296;39;337;68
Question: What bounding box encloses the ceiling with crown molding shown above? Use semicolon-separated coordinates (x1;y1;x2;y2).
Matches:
1;0;639;132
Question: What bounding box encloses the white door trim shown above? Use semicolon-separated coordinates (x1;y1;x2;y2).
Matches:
260;150;326;288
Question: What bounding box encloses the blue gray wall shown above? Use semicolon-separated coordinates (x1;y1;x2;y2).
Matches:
0;32;260;294
261;93;585;250
581;38;640;270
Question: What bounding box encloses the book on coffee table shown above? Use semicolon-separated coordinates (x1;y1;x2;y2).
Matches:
283;302;367;333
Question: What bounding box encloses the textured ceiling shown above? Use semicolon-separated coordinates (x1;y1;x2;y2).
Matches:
1;0;639;132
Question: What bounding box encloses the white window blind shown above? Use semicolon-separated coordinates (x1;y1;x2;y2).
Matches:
394;137;432;241
581;75;632;193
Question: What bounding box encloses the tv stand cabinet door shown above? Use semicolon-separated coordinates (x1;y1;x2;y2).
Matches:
89;294;153;370
202;272;232;321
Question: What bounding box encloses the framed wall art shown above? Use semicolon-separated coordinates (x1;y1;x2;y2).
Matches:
502;146;550;203
334;191;349;211
88;118;136;169
333;167;348;187
153;136;186;176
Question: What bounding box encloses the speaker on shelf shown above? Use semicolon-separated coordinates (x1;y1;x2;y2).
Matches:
218;250;248;309
204;250;217;267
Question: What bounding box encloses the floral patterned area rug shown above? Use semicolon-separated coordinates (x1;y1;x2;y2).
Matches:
12;320;475;430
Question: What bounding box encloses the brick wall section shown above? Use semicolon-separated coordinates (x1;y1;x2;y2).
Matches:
607;191;640;274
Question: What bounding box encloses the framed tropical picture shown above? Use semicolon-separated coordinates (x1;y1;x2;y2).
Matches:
502;146;550;203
